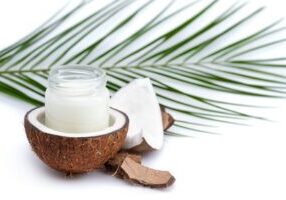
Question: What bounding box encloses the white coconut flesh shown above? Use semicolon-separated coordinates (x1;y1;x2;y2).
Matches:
27;107;127;138
110;78;164;150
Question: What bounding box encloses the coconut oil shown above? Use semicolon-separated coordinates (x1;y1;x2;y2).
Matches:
45;65;110;133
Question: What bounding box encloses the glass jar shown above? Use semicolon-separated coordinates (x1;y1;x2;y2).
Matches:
45;65;110;133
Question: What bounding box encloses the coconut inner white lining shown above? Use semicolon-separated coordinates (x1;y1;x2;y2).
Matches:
28;107;126;138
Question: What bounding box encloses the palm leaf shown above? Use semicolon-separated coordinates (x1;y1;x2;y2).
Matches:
0;0;286;136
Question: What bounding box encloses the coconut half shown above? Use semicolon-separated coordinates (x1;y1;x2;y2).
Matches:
24;107;128;173
110;78;164;152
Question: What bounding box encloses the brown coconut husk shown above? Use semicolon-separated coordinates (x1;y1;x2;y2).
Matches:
110;106;176;188
120;157;175;188
160;105;175;131
24;107;129;174
105;152;142;172
105;153;175;188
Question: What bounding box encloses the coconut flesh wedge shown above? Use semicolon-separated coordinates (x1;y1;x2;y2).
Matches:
110;78;164;152
24;107;128;173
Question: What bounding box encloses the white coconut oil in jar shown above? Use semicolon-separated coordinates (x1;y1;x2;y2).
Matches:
45;65;110;133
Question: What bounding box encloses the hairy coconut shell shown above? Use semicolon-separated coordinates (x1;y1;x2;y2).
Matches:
24;107;128;174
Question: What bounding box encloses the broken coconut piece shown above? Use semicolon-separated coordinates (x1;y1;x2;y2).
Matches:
24;107;128;173
128;106;174;152
160;105;175;131
110;78;164;152
119;157;175;188
105;152;142;172
105;152;175;188
130;106;174;152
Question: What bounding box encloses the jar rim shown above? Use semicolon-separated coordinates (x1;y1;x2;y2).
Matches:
48;65;106;95
49;65;105;83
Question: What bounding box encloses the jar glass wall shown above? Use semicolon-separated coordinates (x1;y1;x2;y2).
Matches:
45;65;110;133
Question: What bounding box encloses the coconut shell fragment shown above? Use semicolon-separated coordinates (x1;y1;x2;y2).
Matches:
110;78;165;151
105;152;142;172
160;105;175;131
105;153;175;188
120;157;175;188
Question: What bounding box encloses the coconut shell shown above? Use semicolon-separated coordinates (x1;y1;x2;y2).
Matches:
105;152;142;172
117;157;175;188
105;153;175;188
24;107;129;174
160;105;175;131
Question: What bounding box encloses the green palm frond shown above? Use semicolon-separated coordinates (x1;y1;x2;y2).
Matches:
1;0;286;136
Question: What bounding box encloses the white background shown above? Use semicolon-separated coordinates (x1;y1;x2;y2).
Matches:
1;0;286;199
